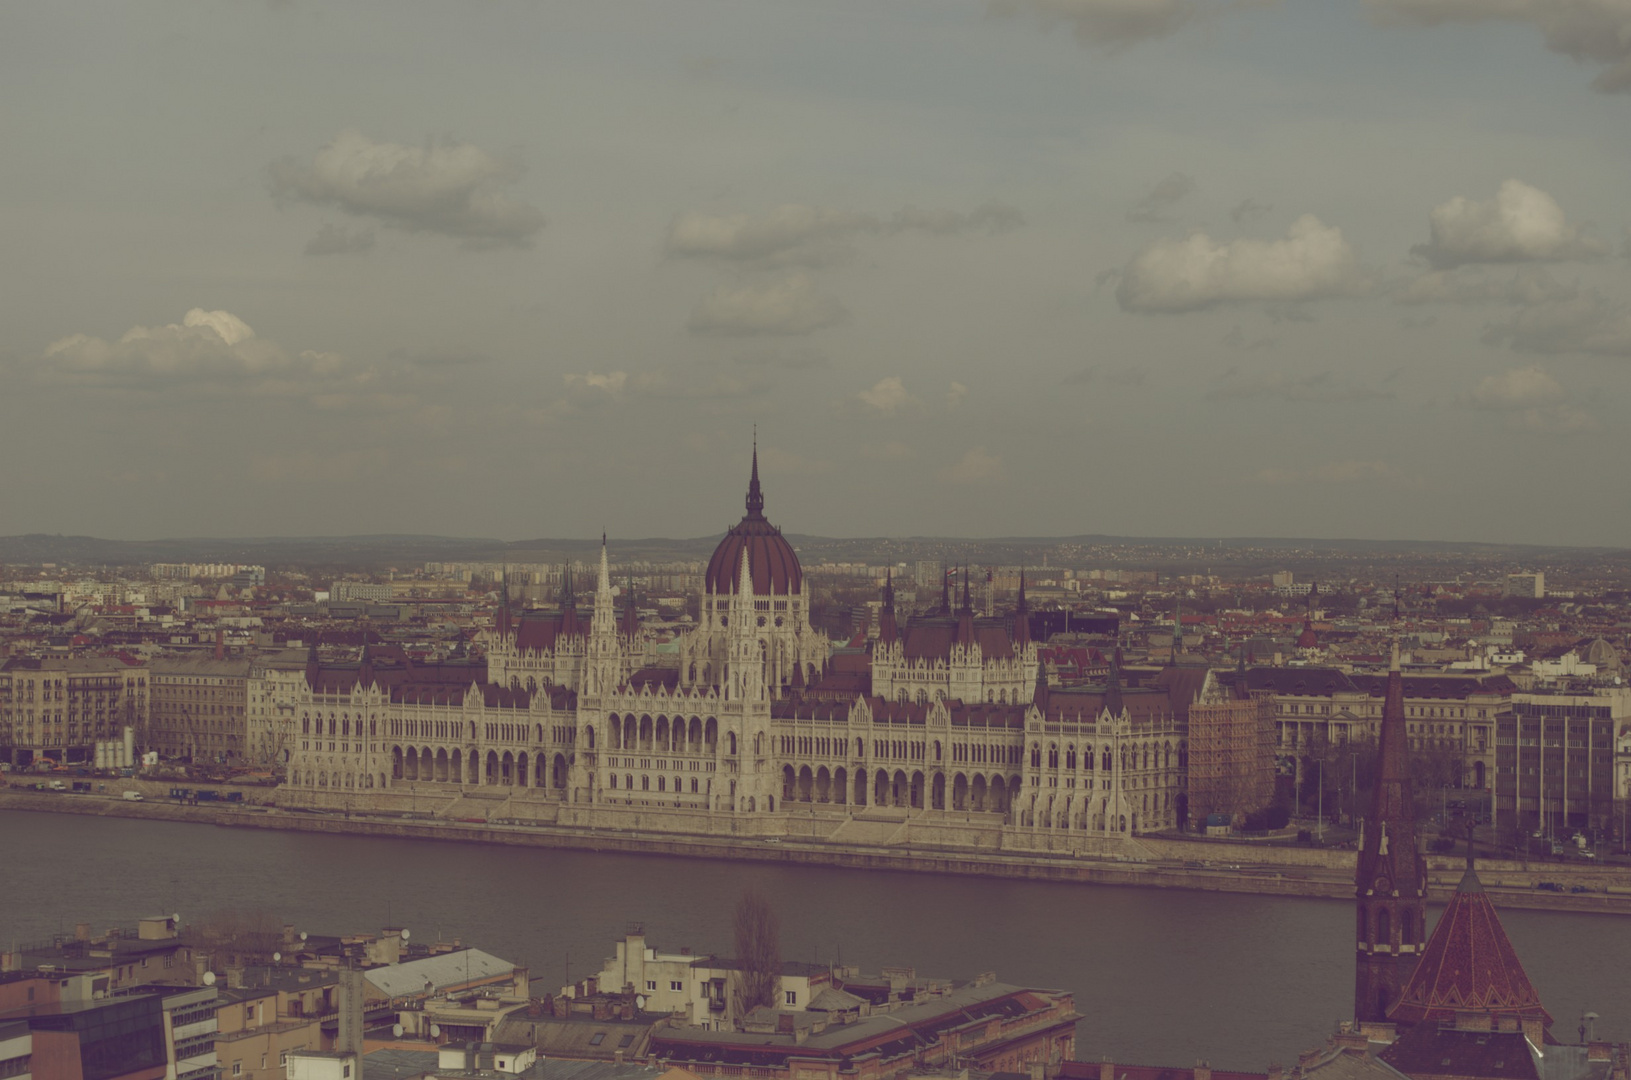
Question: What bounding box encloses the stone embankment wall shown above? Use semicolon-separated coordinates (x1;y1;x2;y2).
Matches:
5;786;1627;914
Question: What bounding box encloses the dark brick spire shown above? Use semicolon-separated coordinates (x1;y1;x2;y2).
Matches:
1355;643;1428;1024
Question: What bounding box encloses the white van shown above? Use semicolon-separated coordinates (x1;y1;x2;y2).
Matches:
122;790;144;801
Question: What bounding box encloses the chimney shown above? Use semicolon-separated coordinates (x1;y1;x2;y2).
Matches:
1194;1062;1211;1080
1100;1059;1114;1080
75;923;91;942
621;1000;634;1021
586;976;598;996
214;628;225;660
1588;1042;1612;1063
593;1001;611;1021
778;1013;795;1034
1266;1066;1284;1080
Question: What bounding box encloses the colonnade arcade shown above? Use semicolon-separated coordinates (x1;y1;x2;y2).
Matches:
780;764;1020;813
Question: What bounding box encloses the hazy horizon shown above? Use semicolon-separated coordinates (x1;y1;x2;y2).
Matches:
5;2;1630;546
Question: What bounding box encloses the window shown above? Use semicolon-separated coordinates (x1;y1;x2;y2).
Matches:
671;981;683;991
590;1032;608;1047
646;980;657;991
785;990;797;1005
232;1065;243;1077
280;1053;288;1066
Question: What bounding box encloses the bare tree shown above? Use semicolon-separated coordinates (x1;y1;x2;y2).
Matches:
732;888;781;1016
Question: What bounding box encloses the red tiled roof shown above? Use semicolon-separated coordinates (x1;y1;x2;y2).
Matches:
1388;869;1553;1030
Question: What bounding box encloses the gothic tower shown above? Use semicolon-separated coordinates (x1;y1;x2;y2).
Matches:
1354;644;1428;1024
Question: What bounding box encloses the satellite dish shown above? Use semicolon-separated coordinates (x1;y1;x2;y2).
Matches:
203;971;216;986
400;928;410;941
392;1023;405;1038
272;952;281;963
172;913;181;924
429;1024;440;1038
299;931;308;942
636;995;647;1010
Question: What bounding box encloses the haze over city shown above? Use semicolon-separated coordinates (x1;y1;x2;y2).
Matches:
4;1;1631;545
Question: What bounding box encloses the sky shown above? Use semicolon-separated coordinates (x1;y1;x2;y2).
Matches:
3;0;1630;546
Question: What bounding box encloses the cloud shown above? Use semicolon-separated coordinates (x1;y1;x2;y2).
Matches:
1254;460;1401;485
268;131;546;246
1463;365;1563;409
941;446;1005;484
992;0;1245;48
36;309;355;400
1481;289;1631;356
303;223;376;256
687;274;847;336
1230;198;1273;224
665;201;1022;267
1396;265;1579;306
389;347;490;368
947;382;969;409
1127;173;1196;223
1207;370;1392;402
856;376;919;415
1366;0;1631;92
1410;180;1606;269
1461;367;1597;433
1117;215;1365;312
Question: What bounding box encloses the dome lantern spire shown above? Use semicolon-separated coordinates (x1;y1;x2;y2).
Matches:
746;429;764;517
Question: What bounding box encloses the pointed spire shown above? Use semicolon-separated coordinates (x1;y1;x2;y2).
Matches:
746;429;765;518
597;535;612;597
960;563;972;614
1104;648;1124;718
879;569;899;646
1012;570;1031;651
737;544;753;598
622;573;640;640
938;565;951;616
1033;655;1049;709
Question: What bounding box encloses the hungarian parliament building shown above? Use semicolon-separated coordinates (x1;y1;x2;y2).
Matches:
282;451;1217;851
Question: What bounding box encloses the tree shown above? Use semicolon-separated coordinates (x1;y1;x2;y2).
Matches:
732;888;781;1016
182;908;284;967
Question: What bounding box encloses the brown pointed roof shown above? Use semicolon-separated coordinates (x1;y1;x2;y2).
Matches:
1387;868;1553;1030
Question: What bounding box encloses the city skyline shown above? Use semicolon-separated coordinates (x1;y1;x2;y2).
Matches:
4;2;1631;545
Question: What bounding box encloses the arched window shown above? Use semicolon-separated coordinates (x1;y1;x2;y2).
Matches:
1030;744;1041;768
1048;744;1059;768
609;774;618;789
641;775;650;791
728;732;738;755
1066;745;1076;770
1378;908;1391;946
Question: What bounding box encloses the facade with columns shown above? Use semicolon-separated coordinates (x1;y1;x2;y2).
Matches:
279;451;1185;846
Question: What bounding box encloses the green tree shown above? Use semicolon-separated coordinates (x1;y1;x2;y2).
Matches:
732;889;781;1016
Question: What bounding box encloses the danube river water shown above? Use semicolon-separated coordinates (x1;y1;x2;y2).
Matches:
2;810;1626;1069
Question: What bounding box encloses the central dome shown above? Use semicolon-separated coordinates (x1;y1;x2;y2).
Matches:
704;447;803;596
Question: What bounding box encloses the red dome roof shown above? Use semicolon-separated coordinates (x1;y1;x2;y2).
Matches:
705;448;803;596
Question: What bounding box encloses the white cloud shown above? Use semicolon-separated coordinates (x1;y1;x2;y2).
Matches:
1462;367;1596;434
1117;215;1365;313
688;275;847;336
1464;365;1564;410
37;309;351;398
1482;289;1631;356
940;446;1005;484
560;366;775;403
1127;173;1196;223
1410;180;1606;269
665;201;1022;267
856;376;919;415
1396;265;1578;306
1366;0;1631;92
304;223;376;256
268;131;546;246
1254;460;1400;485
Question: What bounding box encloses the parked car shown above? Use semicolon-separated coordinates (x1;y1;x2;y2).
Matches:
122;791;144;801
47;780;67;791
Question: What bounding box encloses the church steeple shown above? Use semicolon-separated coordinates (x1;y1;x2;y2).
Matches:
955;563;975;646
1012;571;1031;651
1355;642;1428;1024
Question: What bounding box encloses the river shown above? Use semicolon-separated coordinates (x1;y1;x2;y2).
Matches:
1;810;1625;1069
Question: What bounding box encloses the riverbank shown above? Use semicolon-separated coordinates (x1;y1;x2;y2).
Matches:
7;788;1628;914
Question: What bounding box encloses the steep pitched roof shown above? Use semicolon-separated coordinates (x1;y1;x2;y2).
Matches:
1388;868;1553;1030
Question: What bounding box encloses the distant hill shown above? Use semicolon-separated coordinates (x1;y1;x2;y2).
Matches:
0;531;1622;573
